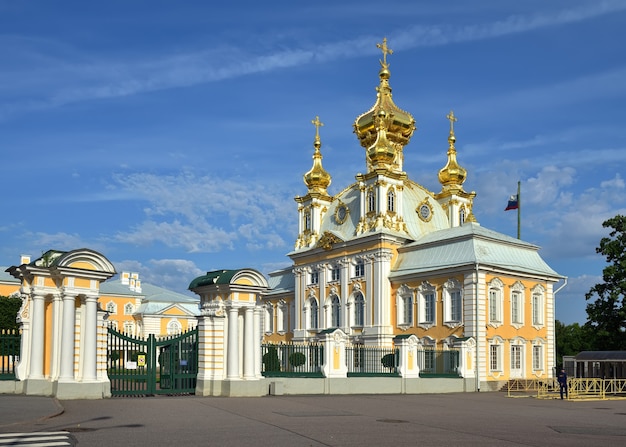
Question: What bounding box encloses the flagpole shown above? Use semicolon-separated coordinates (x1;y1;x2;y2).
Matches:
517;180;521;239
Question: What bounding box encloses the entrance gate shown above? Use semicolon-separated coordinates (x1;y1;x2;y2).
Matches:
107;327;198;397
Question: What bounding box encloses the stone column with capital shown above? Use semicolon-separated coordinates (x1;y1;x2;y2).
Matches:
226;305;240;380
58;292;78;382
82;294;99;382
243;306;256;380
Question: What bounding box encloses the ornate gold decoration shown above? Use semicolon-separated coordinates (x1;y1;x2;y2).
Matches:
417;198;433;222
334;201;349;225
317;231;343;250
438;110;467;190
354;38;416;174
303;116;331;194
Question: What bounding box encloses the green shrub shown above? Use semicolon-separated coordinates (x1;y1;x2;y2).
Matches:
288;351;306;368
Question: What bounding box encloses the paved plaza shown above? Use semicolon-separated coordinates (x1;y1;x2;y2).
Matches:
1;392;626;446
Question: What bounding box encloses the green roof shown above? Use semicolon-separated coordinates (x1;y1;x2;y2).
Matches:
188;269;242;289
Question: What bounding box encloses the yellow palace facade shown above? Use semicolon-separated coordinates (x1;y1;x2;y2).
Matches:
261;39;562;390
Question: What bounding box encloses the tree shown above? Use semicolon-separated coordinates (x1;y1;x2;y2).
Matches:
584;215;626;350
555;320;594;366
0;295;22;331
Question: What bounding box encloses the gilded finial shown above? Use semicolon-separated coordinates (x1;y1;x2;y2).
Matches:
311;115;324;142
446;110;457;136
376;37;393;68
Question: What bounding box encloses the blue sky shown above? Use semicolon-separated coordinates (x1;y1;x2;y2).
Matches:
1;1;625;325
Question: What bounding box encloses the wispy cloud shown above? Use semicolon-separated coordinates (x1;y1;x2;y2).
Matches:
2;2;624;118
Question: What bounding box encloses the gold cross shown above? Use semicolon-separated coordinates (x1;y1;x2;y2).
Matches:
311;115;324;139
446;110;457;133
376;37;393;67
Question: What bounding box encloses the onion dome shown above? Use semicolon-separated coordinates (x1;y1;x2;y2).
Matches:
303;116;331;194
354;38;416;170
438;110;467;189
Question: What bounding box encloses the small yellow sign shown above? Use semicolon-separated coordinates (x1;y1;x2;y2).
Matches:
137;354;146;367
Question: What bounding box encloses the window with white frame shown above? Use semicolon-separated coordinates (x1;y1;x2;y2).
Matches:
531;286;545;326
489;343;501;372
511;345;522;371
367;189;376;213
330;265;341;282
418;282;436;326
354;260;365;277
167;319;182;335
459;206;466;225
265;303;274;333
123;321;134;335
304;209;311;231
397;284;413;327
330;295;341;328
353;292;365;327
532;343;543;370
387;188;395;212
510;282;525;325
488;278;504;325
443;279;462;324
277;300;287;333
106;301;117;314
308;297;319;330
124;302;134;315
310;270;319;285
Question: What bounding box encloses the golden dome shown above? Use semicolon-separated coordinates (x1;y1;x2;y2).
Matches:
438;110;467;188
353;38;416;168
303;116;331;194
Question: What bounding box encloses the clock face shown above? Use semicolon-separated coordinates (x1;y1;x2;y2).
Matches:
335;204;348;224
418;203;432;221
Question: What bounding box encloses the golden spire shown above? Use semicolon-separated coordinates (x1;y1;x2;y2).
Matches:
354;38;415;173
303;116;331;194
438;110;467;189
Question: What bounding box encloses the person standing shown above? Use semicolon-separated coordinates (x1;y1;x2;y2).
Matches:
557;368;568;400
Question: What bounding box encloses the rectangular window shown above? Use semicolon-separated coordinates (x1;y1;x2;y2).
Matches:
450;291;461;322
489;290;499;322
511;345;521;370
533;345;542;370
310;271;319;285
532;294;543;325
331;267;340;282
511;291;522;324
355;261;365;277
490;345;500;371
403;295;413;325
424;293;435;323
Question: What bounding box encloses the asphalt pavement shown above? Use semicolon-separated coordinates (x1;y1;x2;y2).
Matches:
2;392;626;446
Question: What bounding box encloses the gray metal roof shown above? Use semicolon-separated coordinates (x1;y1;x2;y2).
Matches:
390;223;560;279
266;268;295;295
100;279;200;304
575;351;626;361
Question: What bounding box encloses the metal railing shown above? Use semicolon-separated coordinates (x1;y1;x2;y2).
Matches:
532;378;626;399
418;348;460;377
261;342;323;377
0;329;20;380
346;345;399;376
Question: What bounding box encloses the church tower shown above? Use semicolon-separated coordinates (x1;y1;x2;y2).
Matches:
353;38;416;235
435;111;477;227
294;116;333;249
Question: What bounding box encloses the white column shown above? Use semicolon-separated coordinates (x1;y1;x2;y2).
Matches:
243;306;255;379
254;305;263;378
59;292;77;381
83;294;98;381
227;306;240;379
49;292;62;380
29;291;46;379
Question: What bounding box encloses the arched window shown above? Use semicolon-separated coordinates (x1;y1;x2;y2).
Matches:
354;292;365;327
304;209;311;231
309;298;319;330
459;207;466;225
124;303;134;315
167;319;182;335
387;188;395;212
367;189;376;213
331;295;341;328
106;301;117;314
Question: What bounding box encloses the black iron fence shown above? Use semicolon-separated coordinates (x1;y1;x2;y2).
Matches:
0;329;20;380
